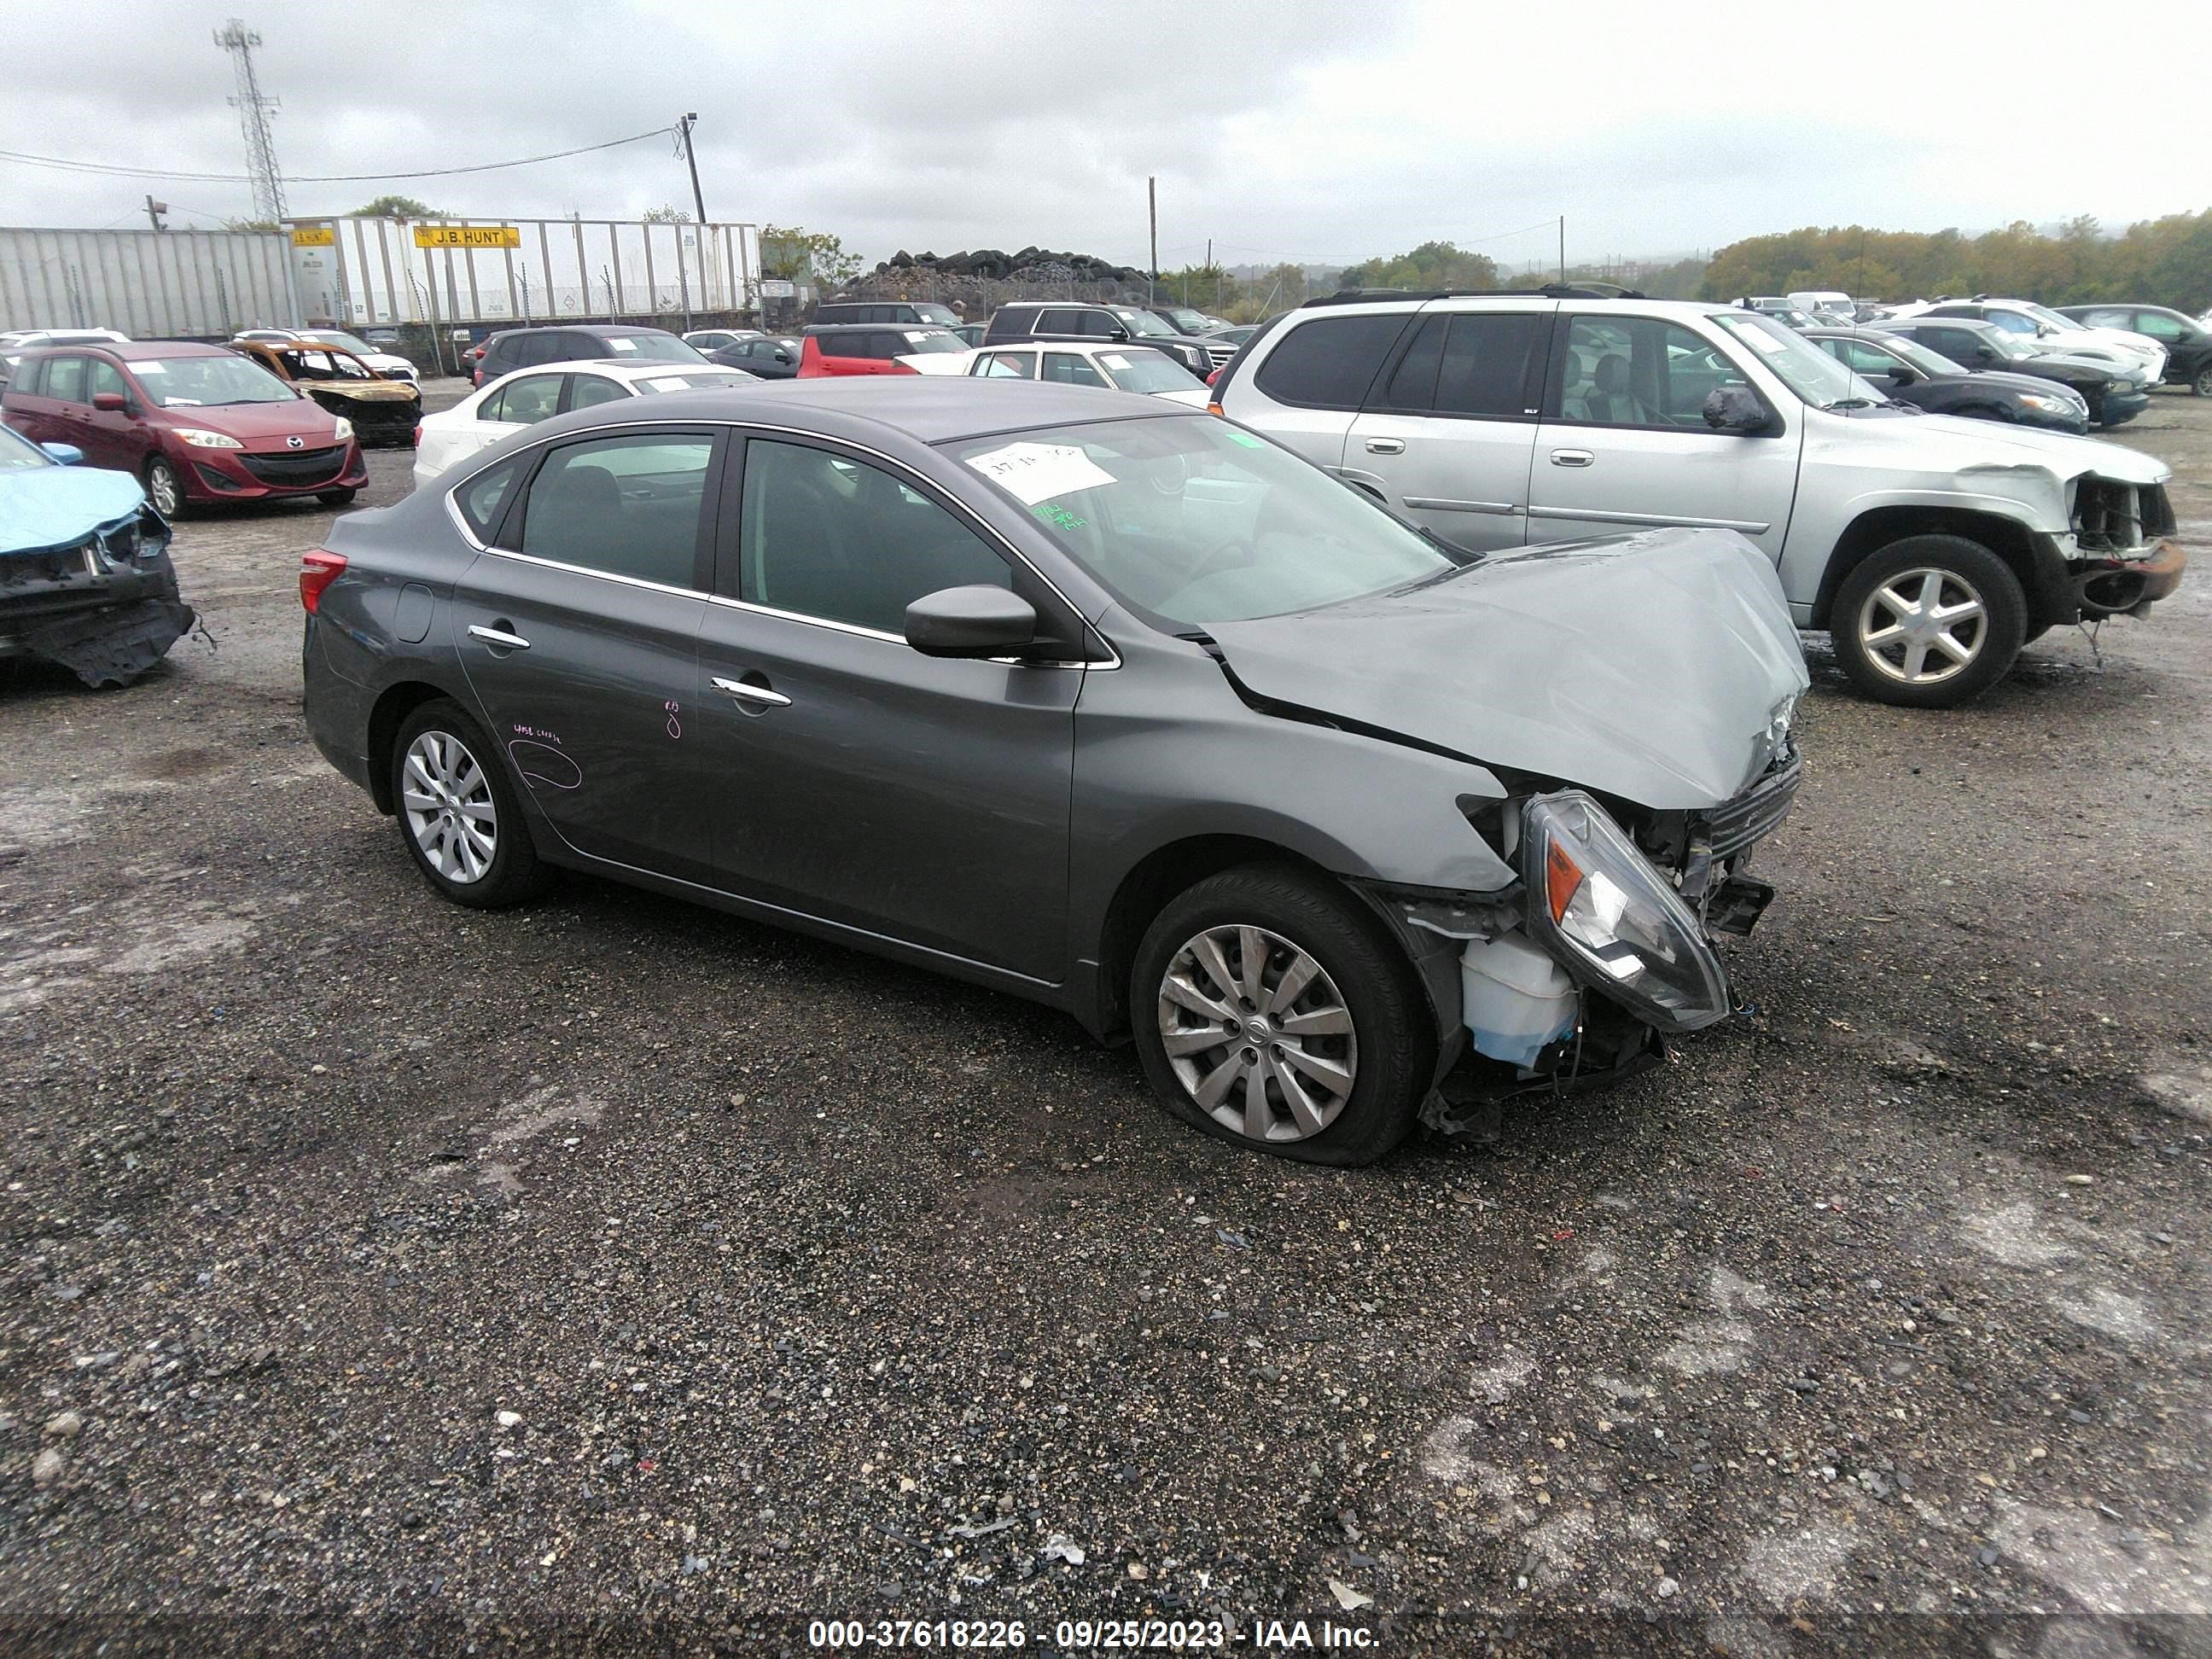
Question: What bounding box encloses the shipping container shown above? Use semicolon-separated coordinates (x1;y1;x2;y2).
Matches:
286;217;761;331
0;226;294;338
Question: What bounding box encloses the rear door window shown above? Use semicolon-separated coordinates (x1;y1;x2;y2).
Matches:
1434;314;1546;418
44;355;89;405
978;352;1034;379
517;433;717;589
1254;314;1408;410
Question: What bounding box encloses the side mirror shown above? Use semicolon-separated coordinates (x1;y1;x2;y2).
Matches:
40;442;84;465
1886;366;1919;387
1702;383;1773;434
92;391;128;413
1104;328;1130;343
1975;345;1998;364
905;585;1039;659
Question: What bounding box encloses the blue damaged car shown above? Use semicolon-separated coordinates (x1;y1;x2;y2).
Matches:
0;425;193;687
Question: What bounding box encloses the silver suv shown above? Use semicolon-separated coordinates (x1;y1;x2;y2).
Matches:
1213;291;2186;707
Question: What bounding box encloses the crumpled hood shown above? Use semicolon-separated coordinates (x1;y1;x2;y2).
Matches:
0;463;148;556
1204;526;1811;810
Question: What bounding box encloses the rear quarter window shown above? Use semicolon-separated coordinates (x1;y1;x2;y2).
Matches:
1253;314;1410;410
454;457;521;544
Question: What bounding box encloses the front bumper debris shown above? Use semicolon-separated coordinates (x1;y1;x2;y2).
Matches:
2075;538;2187;618
1;513;195;687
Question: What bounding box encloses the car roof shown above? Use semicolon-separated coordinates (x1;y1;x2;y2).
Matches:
522;375;1176;447
101;341;229;361
807;322;957;335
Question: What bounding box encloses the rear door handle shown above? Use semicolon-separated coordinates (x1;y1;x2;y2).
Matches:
712;676;791;708
1549;449;1595;469
1365;437;1406;455
467;622;531;650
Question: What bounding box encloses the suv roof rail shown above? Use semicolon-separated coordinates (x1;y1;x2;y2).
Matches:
1300;282;1643;310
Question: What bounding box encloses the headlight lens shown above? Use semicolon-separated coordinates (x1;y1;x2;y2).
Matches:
1522;791;1732;1032
2018;393;2084;414
331;416;355;444
173;427;242;450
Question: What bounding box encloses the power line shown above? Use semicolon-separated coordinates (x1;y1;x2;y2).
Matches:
0;126;674;189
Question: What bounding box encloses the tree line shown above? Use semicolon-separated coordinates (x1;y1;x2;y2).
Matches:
1698;212;2212;311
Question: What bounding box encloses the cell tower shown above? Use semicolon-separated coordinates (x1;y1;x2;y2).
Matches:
214;17;287;222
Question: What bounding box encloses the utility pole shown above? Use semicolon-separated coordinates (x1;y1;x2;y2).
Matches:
1558;216;1566;283
1148;177;1157;303
215;18;287;223
144;195;167;233
677;112;713;309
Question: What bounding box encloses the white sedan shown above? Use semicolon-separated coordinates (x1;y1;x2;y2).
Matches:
898;340;1211;405
412;357;761;486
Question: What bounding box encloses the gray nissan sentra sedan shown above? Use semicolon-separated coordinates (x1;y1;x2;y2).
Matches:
301;378;1809;1165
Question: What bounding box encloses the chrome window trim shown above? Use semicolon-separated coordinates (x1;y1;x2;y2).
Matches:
439;416;1121;668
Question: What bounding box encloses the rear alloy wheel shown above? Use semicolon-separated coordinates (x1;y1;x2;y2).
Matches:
1131;864;1433;1166
145;457;184;518
1830;535;2027;708
390;700;550;908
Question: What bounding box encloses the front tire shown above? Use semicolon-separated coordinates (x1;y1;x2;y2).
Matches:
1830;535;2027;708
390;700;550;908
145;457;184;518
2192;363;2212;398
318;487;358;507
1130;864;1434;1166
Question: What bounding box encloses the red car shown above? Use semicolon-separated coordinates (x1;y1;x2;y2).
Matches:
796;324;969;377
0;341;366;515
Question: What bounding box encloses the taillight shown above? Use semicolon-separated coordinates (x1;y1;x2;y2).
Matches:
411;424;422;447
299;550;346;614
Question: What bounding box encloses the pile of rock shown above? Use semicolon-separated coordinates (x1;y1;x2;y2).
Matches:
876;247;1148;284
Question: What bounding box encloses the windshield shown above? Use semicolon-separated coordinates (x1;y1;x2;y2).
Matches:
946;416;1454;626
2022;304;2083;333
598;334;708;364
0;423;53;469
1161;308;1209;334
132;354;297;407
1096;350;1201;393
1976;329;2037;363
899;330;968;354
1114;308;1177;338
1712;312;1879;409
912;304;959;326
303;330;376;355
634;370;759;393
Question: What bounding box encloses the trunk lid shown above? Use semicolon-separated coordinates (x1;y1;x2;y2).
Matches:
1204;526;1810;810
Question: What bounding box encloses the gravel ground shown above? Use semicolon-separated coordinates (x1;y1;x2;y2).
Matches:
2;383;2209;1654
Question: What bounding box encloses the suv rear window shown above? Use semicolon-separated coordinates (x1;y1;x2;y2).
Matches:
1254;315;1409;410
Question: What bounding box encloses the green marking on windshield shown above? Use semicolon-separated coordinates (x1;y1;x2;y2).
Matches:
1224;430;1264;448
1032;502;1087;531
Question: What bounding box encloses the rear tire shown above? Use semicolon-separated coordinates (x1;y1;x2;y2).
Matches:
1130;864;1433;1166
390;699;551;909
1830;535;2027;709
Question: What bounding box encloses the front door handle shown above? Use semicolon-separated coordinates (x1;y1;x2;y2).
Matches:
712;676;791;708
1365;437;1406;455
468;622;531;650
1549;449;1595;469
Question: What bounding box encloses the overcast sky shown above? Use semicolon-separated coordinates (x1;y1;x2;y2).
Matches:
7;0;2208;271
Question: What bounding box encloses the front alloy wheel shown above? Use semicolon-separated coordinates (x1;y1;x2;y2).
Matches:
402;729;498;883
146;458;183;517
1157;924;1358;1143
1855;567;1988;688
2193;363;2212;398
